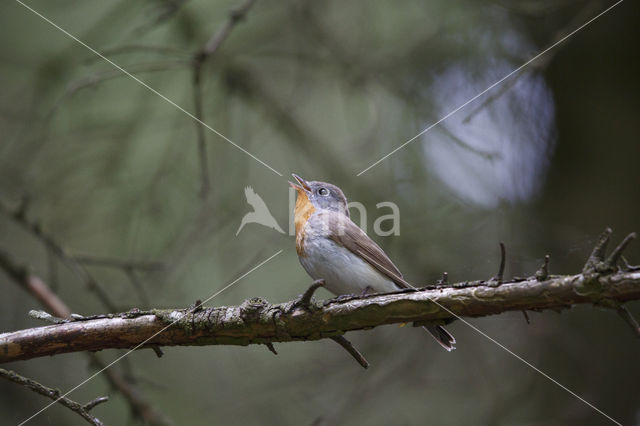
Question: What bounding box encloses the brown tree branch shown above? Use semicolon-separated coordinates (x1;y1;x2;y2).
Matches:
0;368;107;426
2;229;638;371
0;249;175;426
2;267;638;364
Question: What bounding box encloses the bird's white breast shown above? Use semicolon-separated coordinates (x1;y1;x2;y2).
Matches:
298;217;398;296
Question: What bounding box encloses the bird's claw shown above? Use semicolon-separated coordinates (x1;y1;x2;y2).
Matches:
291;279;325;311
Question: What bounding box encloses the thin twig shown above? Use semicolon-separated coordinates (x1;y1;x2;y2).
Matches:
29;310;67;324
72;253;161;308
265;342;278;355
0;368;106;426
0;200;120;311
461;72;522;123
583;227;612;272
329;336;369;369
535;255;550;281
72;254;163;271
191;0;258;197
46;60;189;122
605;232;637;267
439;123;501;160
462;1;603;124
0;249;71;318
0;249;174;426
199;0;258;58
192;65;211;198
621;256;640;272
132;0;190;36
83;396;110;411
616;305;640;338
86;354;175;426
83;44;189;64
489;242;506;286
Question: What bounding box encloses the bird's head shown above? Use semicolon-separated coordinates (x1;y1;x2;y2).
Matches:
289;174;349;217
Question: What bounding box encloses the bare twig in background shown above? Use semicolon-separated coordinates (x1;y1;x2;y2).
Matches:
0;368;107;426
85;44;190;64
288;3;506;168
0;200;120;310
222;64;352;184
461;0;603;124
0;247;174;425
191;0;257;197
72;254;163;271
0;249;71;318
438;124;501;160
86;354;175;426
46;60;190;122
72;255;162;308
133;0;190;36
0;199;161;310
2;229;638;363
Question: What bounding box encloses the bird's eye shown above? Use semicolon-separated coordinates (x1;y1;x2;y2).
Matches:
318;187;329;196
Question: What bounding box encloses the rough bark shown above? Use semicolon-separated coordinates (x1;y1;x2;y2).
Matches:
2;269;639;364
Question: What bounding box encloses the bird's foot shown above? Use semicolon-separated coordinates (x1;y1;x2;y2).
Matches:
290;279;325;312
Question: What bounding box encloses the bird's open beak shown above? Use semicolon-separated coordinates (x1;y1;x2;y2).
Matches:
289;173;311;193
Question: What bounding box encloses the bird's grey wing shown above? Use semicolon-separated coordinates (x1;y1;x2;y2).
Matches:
328;215;410;289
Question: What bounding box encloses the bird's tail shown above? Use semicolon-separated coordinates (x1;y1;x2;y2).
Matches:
423;325;456;351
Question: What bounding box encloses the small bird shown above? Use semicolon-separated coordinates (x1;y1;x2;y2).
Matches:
236;186;285;235
290;174;455;351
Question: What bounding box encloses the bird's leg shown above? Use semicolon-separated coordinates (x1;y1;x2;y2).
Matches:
291;279;325;311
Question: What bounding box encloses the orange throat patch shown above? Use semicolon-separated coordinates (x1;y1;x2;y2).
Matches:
294;189;315;256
